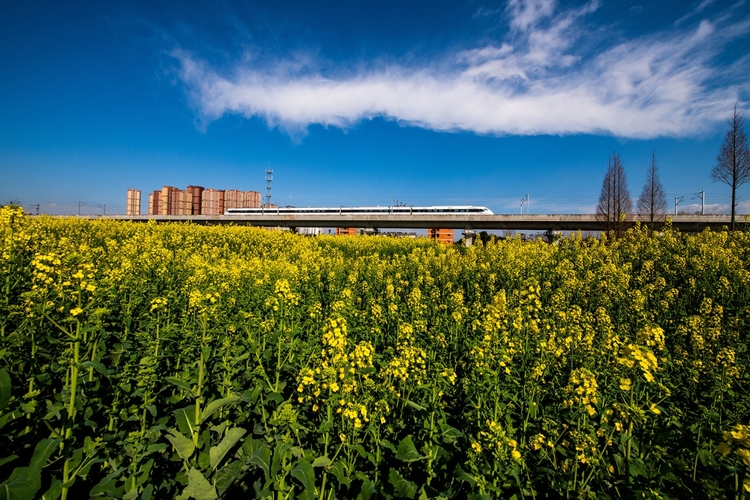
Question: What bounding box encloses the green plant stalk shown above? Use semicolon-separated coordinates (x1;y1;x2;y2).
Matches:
324;404;332;458
373;424;381;484
623;385;634;487
24;378;34;435
87;334;97;382
580;426;617;490
275;333;283;392
425;385;439;486
693;427;702;483
3;218;14;306
195;317;207;436
61;318;81;500
318;472;327;500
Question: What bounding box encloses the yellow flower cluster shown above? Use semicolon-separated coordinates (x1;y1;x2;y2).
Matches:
569;429;599;465
150;297;167;313
338;400;369;429
618;344;659;383
619;377;632;391
380;343;427;385
719;424;750;468
636;324;665;351
296;317;375;404
474;419;522;462
274;278;300;306
530;433;547;451
565;368;598;417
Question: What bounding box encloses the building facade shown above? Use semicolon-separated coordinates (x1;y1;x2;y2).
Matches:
427;228;454;245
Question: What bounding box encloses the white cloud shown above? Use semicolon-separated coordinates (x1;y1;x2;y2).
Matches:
505;0;557;32
173;1;750;139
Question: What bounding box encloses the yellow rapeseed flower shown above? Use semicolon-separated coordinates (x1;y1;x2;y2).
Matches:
717;442;731;456
737;448;750;467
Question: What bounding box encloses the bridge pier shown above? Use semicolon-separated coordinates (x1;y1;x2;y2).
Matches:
463;229;476;247
546;229;563;243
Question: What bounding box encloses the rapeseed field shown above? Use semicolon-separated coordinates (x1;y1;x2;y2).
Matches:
1;205;749;499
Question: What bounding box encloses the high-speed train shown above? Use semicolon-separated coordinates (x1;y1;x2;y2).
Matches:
224;205;494;215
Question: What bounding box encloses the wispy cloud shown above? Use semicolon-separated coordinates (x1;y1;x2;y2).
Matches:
173;0;750;139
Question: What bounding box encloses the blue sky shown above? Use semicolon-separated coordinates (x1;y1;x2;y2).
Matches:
1;0;749;215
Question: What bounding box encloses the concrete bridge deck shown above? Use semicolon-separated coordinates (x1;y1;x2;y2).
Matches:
64;214;742;232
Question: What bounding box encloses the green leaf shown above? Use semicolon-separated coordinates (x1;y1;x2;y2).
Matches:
395;436;421;462
454;465;476;488
165;377;193;393
271;442;292;479
215;460;243;496
241;386;263;404
528;401;539;419
88;467;126;497
136;459;154;486
438;423;463;443
352;444;368;459
0;369;10;412
265;392;284;404
388;468;417;498
177;468;218;500
290;460;316;500
145;443;168;457
27;439;58;476
78;360;110;378
248;446;271;482
174;406;197;437
0;410;17;431
141;484;154;500
0;438;59;500
629;459;647;478
357;475;375;500
241;438;265;459
312;456;332;468
199;396;240;424
166;428;195;460
41;478;62;500
0;456;18;468
328;460;350;487
209;427;246;471
198;448;210;470
380;439;397;453
405;400;425;411
697;448;711;467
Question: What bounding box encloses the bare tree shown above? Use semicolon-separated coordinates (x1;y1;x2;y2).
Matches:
711;102;750;230
637;150;667;231
596;152;633;238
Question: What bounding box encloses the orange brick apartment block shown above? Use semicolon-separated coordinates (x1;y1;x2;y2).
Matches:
427;228;454;244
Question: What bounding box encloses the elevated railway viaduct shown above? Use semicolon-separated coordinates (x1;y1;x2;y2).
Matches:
69;214;739;234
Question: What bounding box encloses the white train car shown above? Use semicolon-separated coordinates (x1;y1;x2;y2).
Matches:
224;205;494;215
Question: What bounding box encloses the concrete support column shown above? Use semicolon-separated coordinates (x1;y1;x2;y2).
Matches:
463;229;476;247
546;229;563;243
